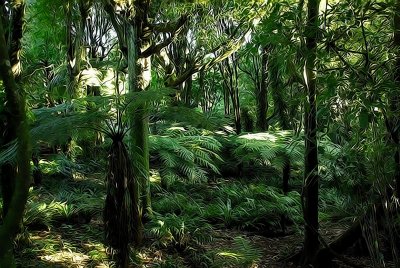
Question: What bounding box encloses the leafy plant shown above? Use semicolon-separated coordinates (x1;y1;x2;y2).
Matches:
204;182;302;231
152;192;204;216
146;213;213;250
150;127;222;185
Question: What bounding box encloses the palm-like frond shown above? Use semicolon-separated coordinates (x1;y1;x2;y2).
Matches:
150;127;222;185
146;212;213;249
233;131;302;172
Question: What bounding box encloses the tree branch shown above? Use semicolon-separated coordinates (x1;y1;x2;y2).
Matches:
102;1;127;57
165;27;252;87
140;14;188;58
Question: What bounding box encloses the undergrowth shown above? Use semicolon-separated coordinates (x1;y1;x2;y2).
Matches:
7;129;366;267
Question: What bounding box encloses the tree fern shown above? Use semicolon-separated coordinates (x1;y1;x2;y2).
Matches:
149;127;222;185
229;131;301;180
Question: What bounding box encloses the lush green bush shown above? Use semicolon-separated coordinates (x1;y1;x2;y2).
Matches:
203;182;302;231
149;127;222;185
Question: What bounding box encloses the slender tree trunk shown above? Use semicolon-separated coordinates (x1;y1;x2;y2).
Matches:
223;83;231;116
220;55;241;133
130;3;152;219
283;158;290;194
0;0;25;218
0;7;31;266
256;46;269;131
281;157;291;233
8;0;24;82
302;0;320;266
231;54;241;134
232;91;241;134
127;23;145;246
66;0;88;98
103;0;153;249
392;0;400;197
104;139;138;268
32;154;42;186
219;61;231;116
269;50;290;130
200;69;208;112
183;74;193;106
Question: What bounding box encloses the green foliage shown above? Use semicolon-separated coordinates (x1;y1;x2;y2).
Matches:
39;153;101;178
22;178;104;229
204;182;302;230
210;236;262;268
147;212;213;249
150;127;222;185
319;188;360;222
152;192;204;216
233;131;302;169
156;106;229;131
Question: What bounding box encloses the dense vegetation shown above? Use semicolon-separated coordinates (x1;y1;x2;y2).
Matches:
0;0;399;267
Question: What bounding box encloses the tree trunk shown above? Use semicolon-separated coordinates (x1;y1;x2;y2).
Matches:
223;82;231;116
66;0;88;98
0;0;25;218
0;7;31;266
256;46;269;131
283;158;290;194
129;3;152;219
8;0;24;83
281;157;290;233
183;74;193;106
269;50;290;130
302;0;320;266
314;202;386;267
200;69;208;112
127;23;145;246
220;54;241;134
392;0;400;197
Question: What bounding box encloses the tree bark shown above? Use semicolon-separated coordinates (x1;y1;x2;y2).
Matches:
131;1;152;220
223;82;231;116
392;0;400;197
66;0;89;98
0;6;31;266
127;23;145;246
0;0;25;218
302;0;320;266
256;46;269;131
219;54;241;134
269;49;290;130
314;202;386;267
283;158;290;194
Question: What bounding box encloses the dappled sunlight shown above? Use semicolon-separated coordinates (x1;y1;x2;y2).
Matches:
238;131;293;142
40;251;89;267
18;227;108;268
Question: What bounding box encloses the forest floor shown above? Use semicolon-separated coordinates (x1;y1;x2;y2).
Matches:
14;175;388;268
16;220;380;268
